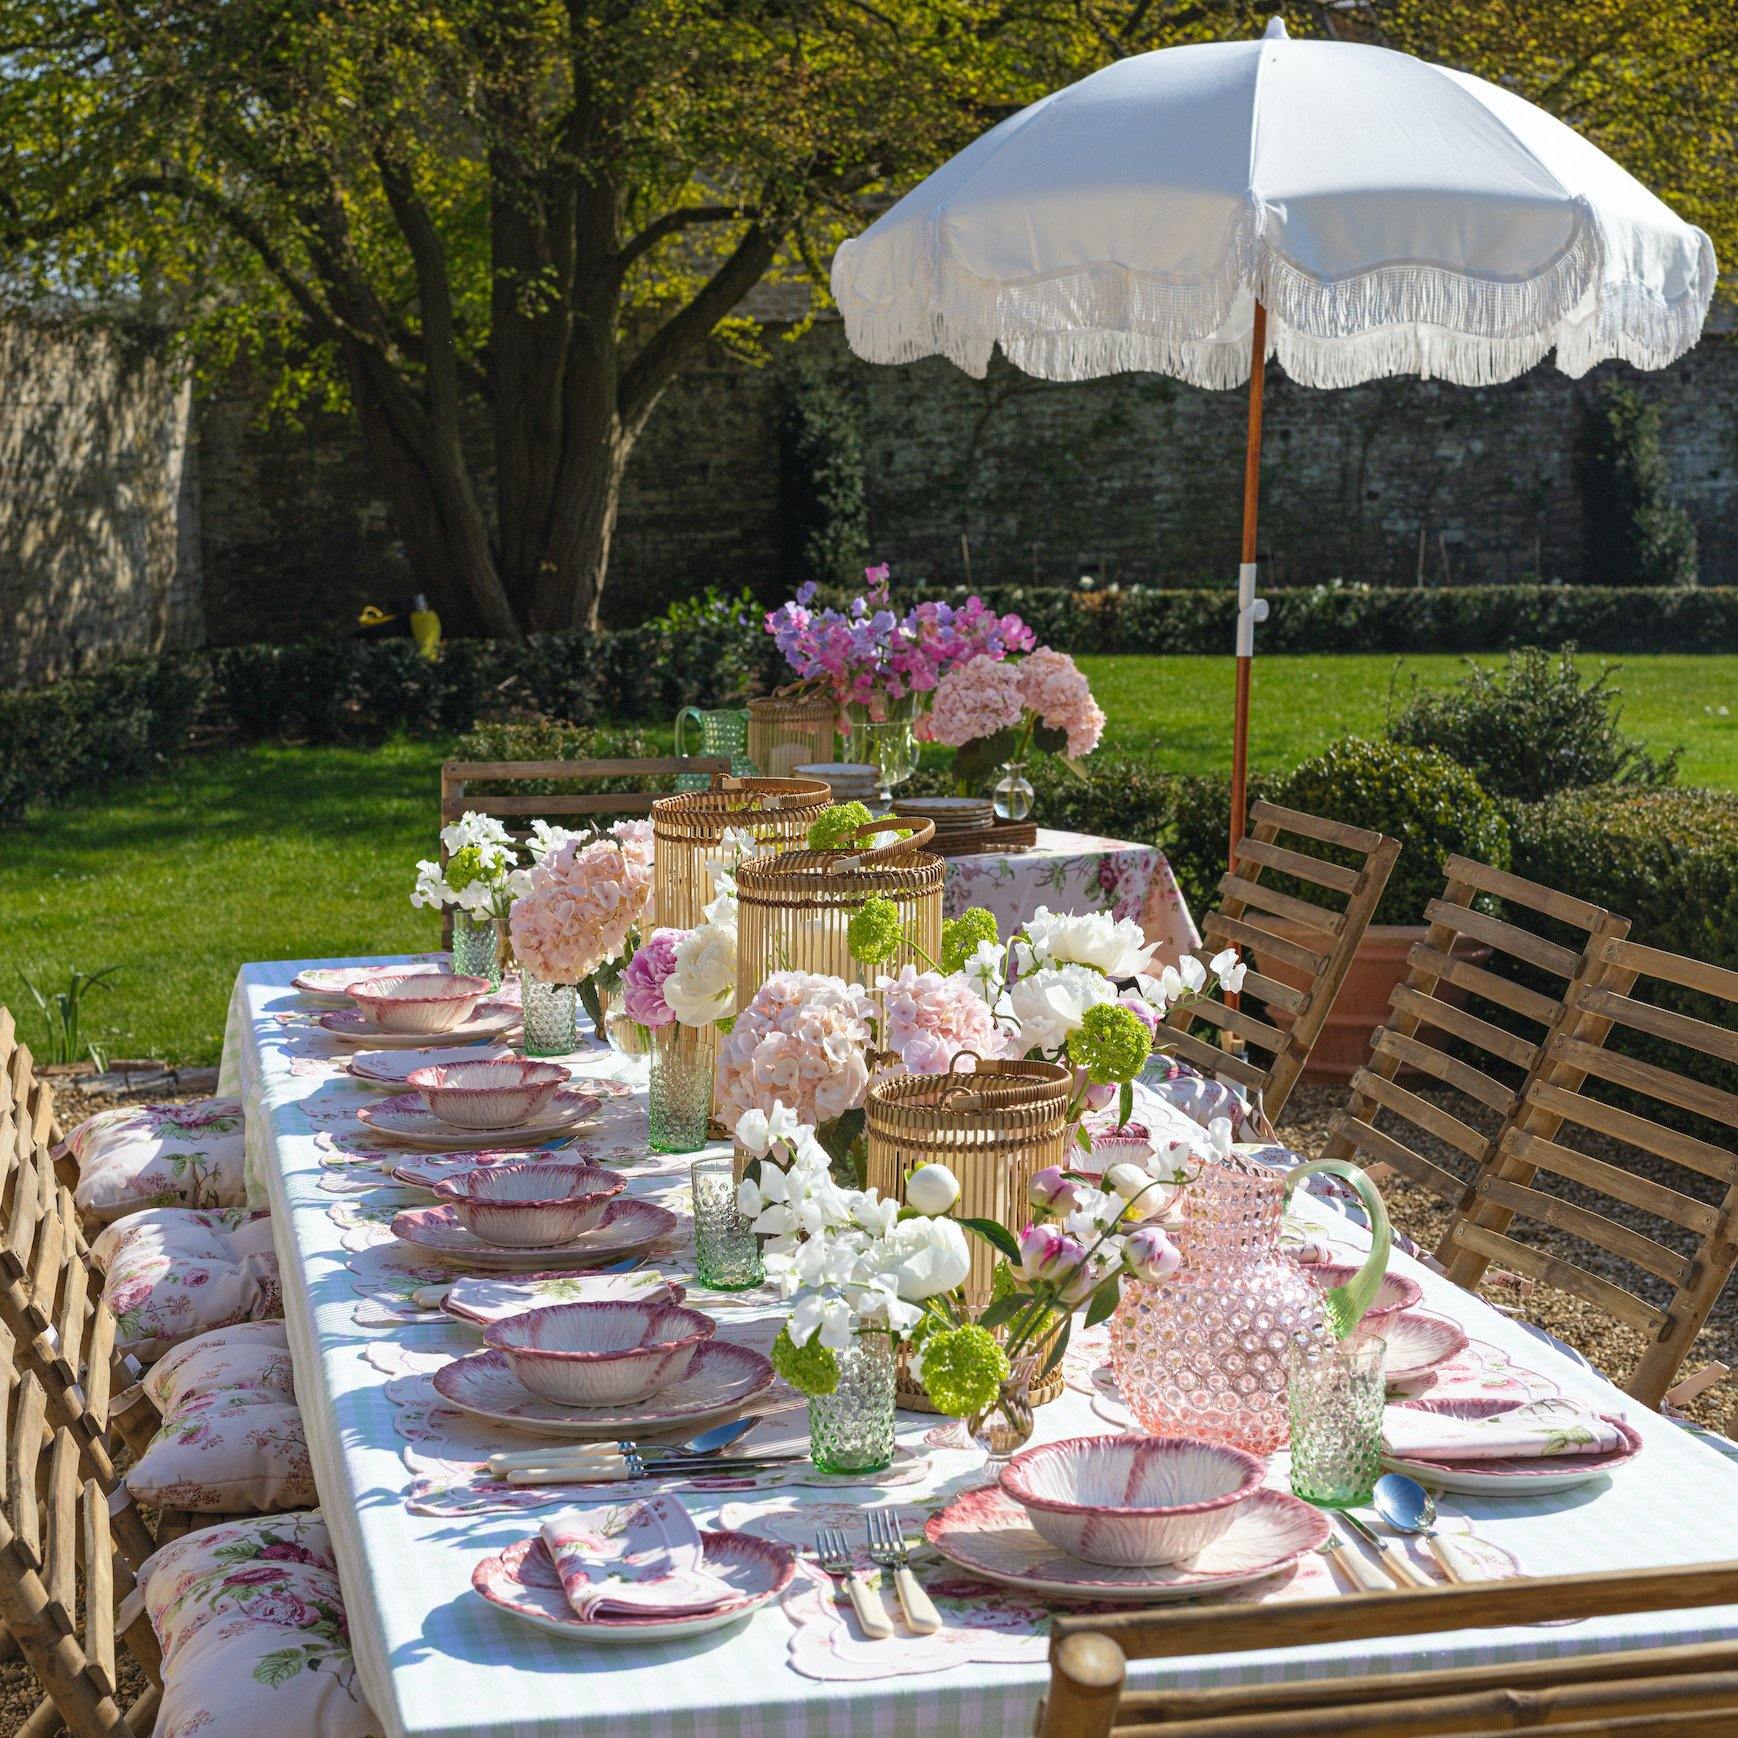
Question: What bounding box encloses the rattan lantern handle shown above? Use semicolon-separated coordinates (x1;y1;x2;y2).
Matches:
711;774;797;810
836;817;936;864
936;1048;987;1110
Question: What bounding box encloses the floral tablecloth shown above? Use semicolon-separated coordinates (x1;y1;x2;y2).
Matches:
943;828;1197;962
219;958;1738;1738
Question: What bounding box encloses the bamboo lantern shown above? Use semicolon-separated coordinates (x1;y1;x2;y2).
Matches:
866;1057;1075;1410
650;776;832;931
733;821;943;1016
747;693;838;777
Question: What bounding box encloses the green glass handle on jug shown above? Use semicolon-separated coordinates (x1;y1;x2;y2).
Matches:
1282;1158;1392;1340
673;705;703;759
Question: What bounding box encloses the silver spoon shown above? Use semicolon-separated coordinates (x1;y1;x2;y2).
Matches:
1373;1473;1486;1583
485;1415;758;1477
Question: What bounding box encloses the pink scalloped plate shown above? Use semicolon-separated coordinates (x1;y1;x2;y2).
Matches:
358;1086;602;1149
294;959;451;1005
392;1197;677;1270
1385;1396;1644;1494
925;1484;1329;1602
472;1530;794;1642
1376;1311;1471;1386
389;1149;623;1192
346;1044;516;1086
319;1005;521;1048
432;1340;774;1438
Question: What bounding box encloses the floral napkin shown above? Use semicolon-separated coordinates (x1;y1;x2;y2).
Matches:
1383;1400;1626;1462
443;1268;679;1327
539;1496;734;1619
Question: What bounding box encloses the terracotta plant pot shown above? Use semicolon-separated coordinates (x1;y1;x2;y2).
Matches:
1249;923;1491;1084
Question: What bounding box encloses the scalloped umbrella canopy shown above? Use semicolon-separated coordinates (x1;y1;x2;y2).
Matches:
830;16;1716;866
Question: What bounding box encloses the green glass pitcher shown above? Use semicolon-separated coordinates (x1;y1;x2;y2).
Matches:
673;706;753;790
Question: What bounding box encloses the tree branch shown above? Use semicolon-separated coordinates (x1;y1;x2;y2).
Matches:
617;203;761;271
375;150;465;429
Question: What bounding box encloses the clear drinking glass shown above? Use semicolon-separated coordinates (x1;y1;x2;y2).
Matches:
808;1333;896;1476
520;975;578;1057
450;910;502;989
691;1154;763;1290
649;1023;711;1153
1288;1334;1387;1507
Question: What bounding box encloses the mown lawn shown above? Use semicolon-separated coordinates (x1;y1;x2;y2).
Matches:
7;652;1732;1066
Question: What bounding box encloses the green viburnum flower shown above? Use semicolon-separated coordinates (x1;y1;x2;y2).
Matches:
444;844;487;894
1066;1001;1154;1085
771;1325;840;1398
917;1324;1010;1417
807;802;873;851
989;1259;1018;1304
847;896;904;966
940;908;1000;973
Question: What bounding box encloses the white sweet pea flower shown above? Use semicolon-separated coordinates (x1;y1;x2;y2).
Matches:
410;860;447;911
1006;963;1118;1057
524;819;588;865
734;1102;805;1159
852;1192;901;1240
1177;953;1208;993
790;1291;858;1352
1205;1115;1235;1161
961;938;1008;1006
904;1162;960;1216
1209;946;1248;993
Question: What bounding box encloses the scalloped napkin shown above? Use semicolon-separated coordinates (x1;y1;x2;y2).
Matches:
1383;1400;1626;1461
539;1496;734;1619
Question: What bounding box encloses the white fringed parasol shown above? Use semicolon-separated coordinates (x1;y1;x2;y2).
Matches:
831;16;1716;859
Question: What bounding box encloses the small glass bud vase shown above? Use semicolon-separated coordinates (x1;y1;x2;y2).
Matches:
648;1022;711;1153
520;974;578;1058
966;1354;1038;1464
1288;1334;1387;1508
606;1008;651;1058
690;1154;763;1291
992;761;1034;822
450;910;502;989
808;1333;896;1477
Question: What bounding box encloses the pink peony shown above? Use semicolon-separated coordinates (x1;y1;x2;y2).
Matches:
878;965;1012;1074
714;970;877;1134
510;836;651;984
1018;646;1104;760
916;656;1026;748
622;927;685;1028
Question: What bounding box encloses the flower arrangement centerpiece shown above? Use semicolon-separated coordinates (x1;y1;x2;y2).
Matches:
916;645;1106;820
412;812;530;987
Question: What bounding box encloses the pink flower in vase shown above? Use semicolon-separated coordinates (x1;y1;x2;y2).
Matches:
621;928;685;1028
1018;647;1104;759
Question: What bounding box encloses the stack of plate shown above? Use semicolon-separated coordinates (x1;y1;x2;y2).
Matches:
892;795;996;849
795;763;880;805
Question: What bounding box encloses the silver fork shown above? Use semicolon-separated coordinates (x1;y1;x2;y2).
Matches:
814;1527;893;1639
866;1510;941;1634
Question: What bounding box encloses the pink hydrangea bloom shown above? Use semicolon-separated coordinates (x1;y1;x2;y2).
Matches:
1019;646;1105;759
509;836;651;984
621;926;685;1028
916;657;1027;748
879;965;1013;1073
714;971;877;1134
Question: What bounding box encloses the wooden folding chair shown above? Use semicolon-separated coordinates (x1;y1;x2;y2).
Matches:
0;1006;65;1170
0;1351;164;1738
1040;1559;1738;1737
1162;800;1400;1123
1316;856;1630;1261
1442;936;1738;1409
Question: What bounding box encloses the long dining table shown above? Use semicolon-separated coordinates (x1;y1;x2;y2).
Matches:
221;954;1738;1738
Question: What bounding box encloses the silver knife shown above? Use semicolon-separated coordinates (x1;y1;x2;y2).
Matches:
503;1454;800;1486
1339;1512;1430;1588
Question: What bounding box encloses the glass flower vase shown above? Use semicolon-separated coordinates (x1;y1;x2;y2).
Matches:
966;1354;1039;1464
992;761;1034;822
450;910;501;989
690;1155;763;1291
808;1334;896;1476
842;696;920;809
1289;1334;1387;1508
648;1022;711;1153
520;975;578;1058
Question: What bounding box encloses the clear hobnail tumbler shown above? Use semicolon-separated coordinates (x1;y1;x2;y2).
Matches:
450;911;501;989
690;1155;763;1291
520;975;578;1058
808;1334;896;1476
649;1023;711;1153
1288;1335;1387;1508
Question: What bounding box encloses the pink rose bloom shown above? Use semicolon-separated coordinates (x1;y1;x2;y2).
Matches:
879;965;1012;1074
1018;646;1105;759
917;656;1027;748
622;927;685;1028
714;971;876;1134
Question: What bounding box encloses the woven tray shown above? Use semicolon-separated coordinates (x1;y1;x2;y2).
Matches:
933;820;1038;856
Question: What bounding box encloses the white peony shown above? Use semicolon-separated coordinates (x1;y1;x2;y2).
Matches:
1006;962;1118;1057
882;1215;972;1301
1015;906;1156;980
664;918;736;1026
904;1162;960;1216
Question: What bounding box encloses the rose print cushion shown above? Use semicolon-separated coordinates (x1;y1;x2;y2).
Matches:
1137;1057;1252;1135
63;1097;247;1224
92;1207;281;1362
136;1511;379;1738
128;1322;313;1513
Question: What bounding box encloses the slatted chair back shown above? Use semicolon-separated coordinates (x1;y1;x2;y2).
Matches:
1039;1559;1738;1738
1316;855;1630;1258
0;1005;64;1162
1162;800;1400;1122
0;1082;159;1571
0;1349;163;1738
1442;937;1738;1408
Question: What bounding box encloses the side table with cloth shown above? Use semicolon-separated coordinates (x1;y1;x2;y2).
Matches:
942;828;1198;959
222;956;1738;1738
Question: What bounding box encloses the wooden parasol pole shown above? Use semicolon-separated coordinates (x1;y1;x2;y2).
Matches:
1228;299;1269;870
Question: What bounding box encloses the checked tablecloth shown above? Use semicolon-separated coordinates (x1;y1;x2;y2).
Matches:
221;957;1738;1738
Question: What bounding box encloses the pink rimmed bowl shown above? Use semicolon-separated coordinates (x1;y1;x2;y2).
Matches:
432;1162;625;1248
347;972;491;1034
1308;1264;1425;1333
406;1059;570;1129
999;1435;1265;1567
483;1300;718;1406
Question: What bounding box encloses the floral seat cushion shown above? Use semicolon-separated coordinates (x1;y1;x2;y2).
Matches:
128;1322;313;1513
93;1206;281;1362
1138;1055;1252;1134
63;1096;247;1223
136;1510;379;1738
